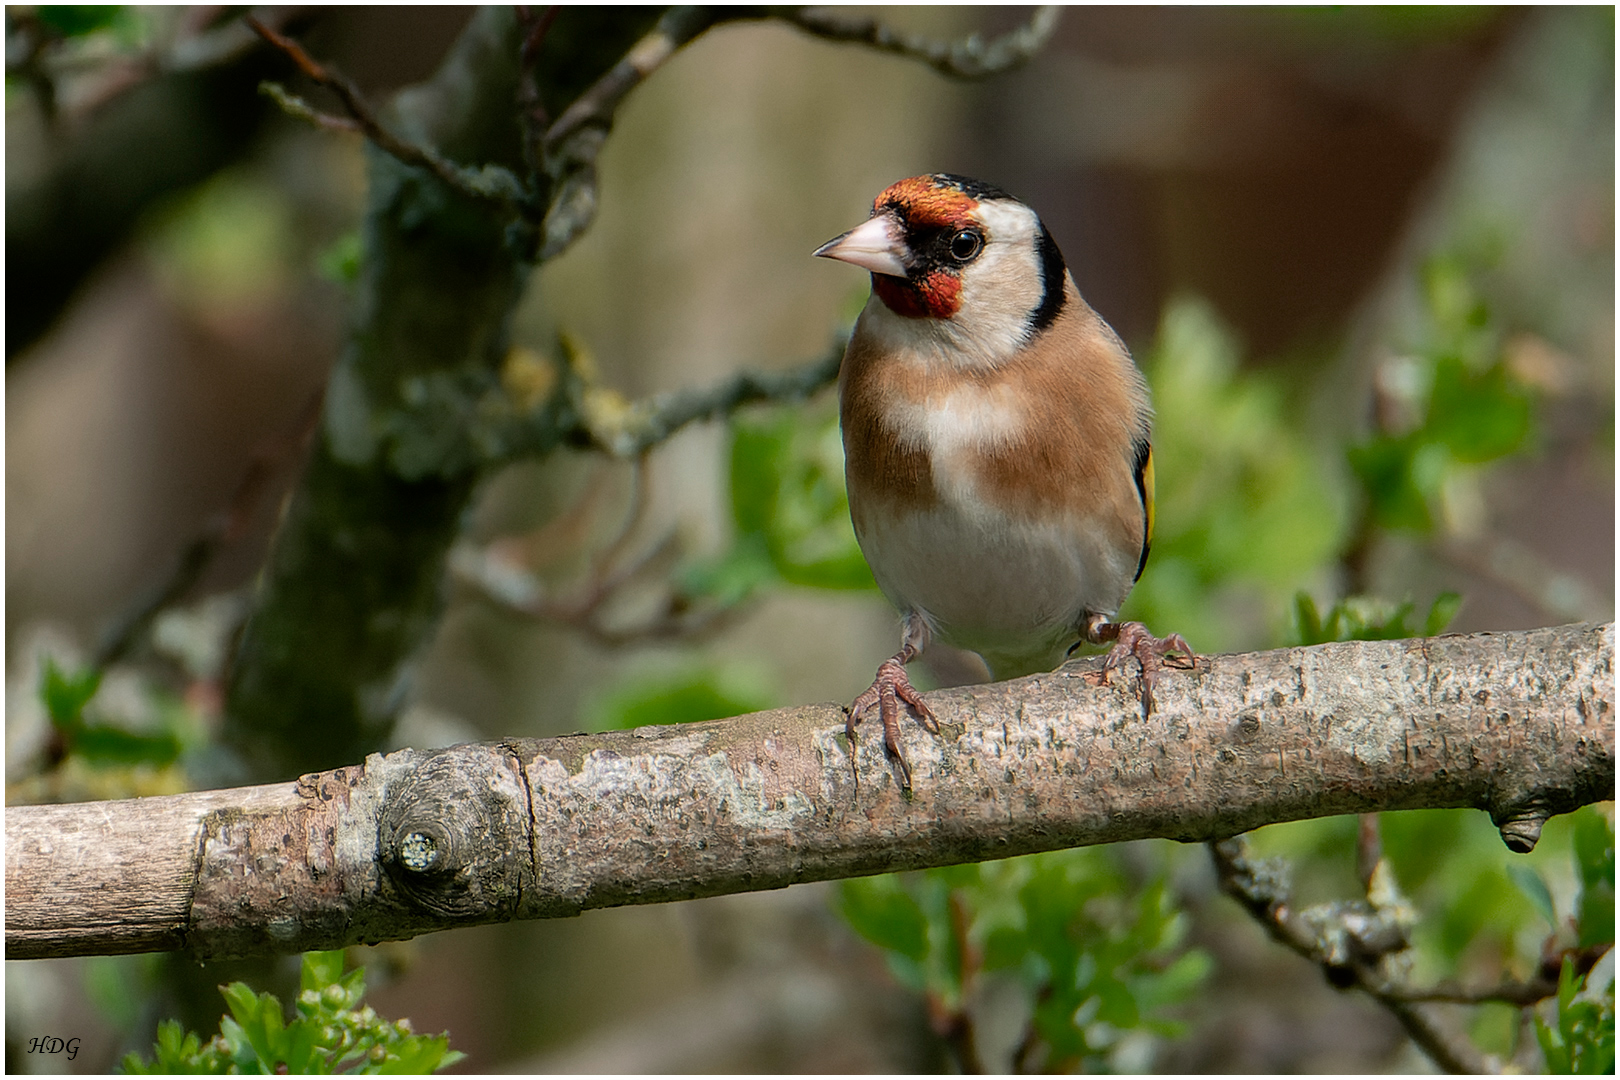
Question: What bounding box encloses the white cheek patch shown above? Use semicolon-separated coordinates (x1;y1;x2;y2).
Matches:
958;201;1042;347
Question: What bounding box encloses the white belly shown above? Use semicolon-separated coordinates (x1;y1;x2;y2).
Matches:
855;501;1134;678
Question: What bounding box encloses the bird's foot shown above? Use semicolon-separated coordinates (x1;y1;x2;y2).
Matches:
848;649;938;788
1097;621;1195;715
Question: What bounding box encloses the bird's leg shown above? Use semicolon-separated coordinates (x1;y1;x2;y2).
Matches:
848;614;938;788
1082;615;1196;716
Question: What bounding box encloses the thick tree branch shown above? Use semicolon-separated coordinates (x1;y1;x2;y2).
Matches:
9;623;1612;962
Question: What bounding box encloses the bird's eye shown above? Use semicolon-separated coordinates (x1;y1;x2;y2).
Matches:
948;229;983;262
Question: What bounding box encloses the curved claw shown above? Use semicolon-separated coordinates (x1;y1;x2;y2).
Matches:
1099;621;1196;716
848;652;937;787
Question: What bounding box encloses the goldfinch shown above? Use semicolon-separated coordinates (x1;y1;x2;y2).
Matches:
815;173;1193;785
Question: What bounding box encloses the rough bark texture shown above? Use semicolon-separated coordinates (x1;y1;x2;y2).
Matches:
9;623;1613;961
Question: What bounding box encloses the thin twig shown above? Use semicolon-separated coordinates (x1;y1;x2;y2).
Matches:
784;5;1061;79
1208;837;1495;1075
258;80;360;133
451;452;757;649
572;338;846;458
1377;944;1611;1007
515;5;562;173
536;5;736;260
941;889;987;1073
245;15;528;210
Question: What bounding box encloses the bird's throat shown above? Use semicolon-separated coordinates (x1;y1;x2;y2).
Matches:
873;270;962;320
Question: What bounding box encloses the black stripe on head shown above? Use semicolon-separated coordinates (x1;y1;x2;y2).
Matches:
929;173;1017;203
1027;221;1069;336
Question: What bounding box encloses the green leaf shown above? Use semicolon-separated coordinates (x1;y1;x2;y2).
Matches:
41;658;101;733
1423;591;1463;636
378;1036;465;1074
729;420;785;537
582;667;774;732
840;876;930;963
1347;435;1434;532
301;950;347;996
1294;592;1325;645
34;6;127;38
1425;356;1531;464
221;983;288;1071
1571;808;1615;948
71;724;182;766
1506;863;1557;928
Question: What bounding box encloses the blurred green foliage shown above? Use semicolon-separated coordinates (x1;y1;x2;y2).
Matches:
29;5;144;43
1120;298;1347;652
1538;957;1615;1075
841;848;1210;1071
144;169;300;315
1348;254;1533;534
680;404;877;610
583;663;774;731
1292;590;1462;645
40;658;183;769
121;950;462;1074
1536;806;1616;1074
318;231;365;288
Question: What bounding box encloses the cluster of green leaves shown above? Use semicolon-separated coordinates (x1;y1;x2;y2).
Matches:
1347;253;1533;534
679;404;876;609
1291;590;1461;645
40;659;183;769
841;848;1210;1072
1538;957;1615;1075
121;951;462;1075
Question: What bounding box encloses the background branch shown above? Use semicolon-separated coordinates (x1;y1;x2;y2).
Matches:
784;5;1061;79
537;6;738;260
9;623;1611;962
1209;835;1493;1073
245;16;528;210
564;336;846;457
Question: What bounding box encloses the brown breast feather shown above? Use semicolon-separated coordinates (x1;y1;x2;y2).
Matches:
839;290;1150;550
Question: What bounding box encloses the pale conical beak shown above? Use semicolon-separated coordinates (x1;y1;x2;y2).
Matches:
813;213;908;278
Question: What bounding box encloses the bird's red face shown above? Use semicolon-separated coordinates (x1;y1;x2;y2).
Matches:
867;177;980;319
814;174;997;321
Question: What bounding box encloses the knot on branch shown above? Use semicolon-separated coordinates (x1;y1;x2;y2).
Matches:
1494;809;1548;854
379;752;533;919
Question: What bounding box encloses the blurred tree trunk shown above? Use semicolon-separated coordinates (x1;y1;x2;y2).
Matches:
222;8;661;780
